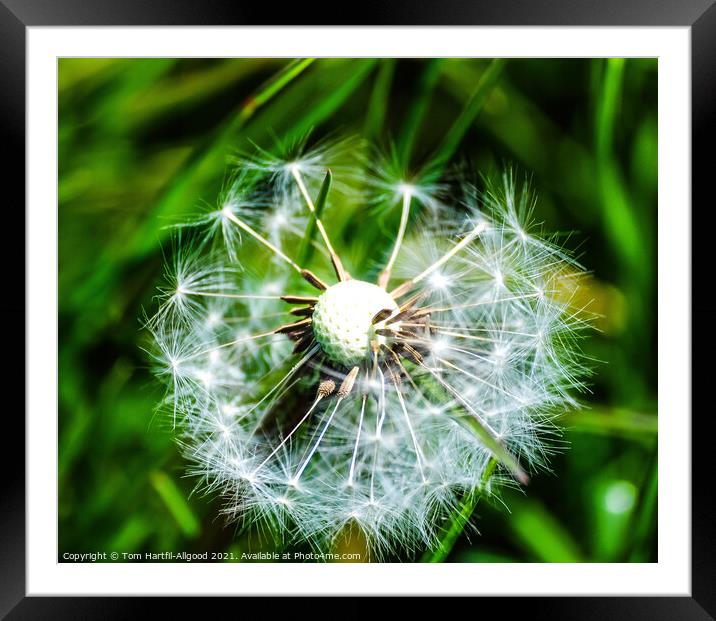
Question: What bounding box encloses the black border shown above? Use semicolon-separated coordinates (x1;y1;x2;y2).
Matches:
2;1;712;616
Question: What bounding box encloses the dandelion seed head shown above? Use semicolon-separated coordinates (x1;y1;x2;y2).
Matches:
312;280;398;367
146;140;592;559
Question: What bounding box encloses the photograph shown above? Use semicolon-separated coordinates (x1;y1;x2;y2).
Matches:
57;57;658;564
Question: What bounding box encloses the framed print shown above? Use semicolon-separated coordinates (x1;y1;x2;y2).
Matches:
3;0;712;615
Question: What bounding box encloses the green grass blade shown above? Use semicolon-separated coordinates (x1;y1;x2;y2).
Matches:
239;58;316;123
421;459;497;562
150;470;201;538
287;59;376;138
628;450;658;562
397;58;443;167
457;414;529;484
364;60;396;139
299;169;332;265
562;407;658;437
427;58;505;178
595;58;645;278
507;497;584;562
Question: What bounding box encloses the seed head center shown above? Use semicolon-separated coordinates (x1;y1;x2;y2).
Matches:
312;280;399;366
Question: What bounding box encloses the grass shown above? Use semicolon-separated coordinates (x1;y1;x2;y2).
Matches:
58;58;658;563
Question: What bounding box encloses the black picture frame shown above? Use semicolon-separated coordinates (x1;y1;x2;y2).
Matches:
2;1;711;616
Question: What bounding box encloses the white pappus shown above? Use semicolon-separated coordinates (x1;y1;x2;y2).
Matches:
146;139;591;559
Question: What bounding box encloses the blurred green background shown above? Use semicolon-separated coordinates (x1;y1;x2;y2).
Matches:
58;58;657;563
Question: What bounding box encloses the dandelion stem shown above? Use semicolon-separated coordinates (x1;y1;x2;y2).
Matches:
179;289;284;301
413;223;486;285
370;368;388;503
348;394;368;486
436;327;538;340
413;292;540;317
181;329;276;362
291;398;342;485
291;166;347;281
248;344;320;430
171;375;179;428
437;356;526;403
378;187;412;288
253;394;324;475
392;375;427;483
222;208;303;273
376;367;388;436
390;222;486;298
225;311;293;322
